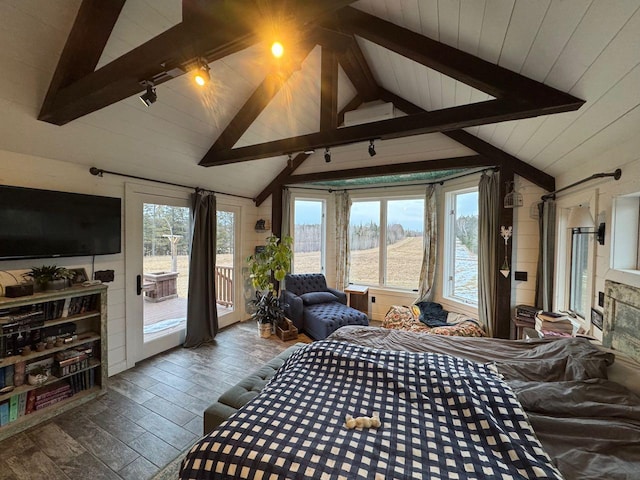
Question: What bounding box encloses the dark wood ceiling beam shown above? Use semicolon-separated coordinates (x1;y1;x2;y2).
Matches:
40;0;126;116
207;43;315;152
286;155;489;184
254;95;362;206
378;89;555;192
443;130;554;192
335;36;379;102
40;0;358;125
333;6;584;110
255;153;310;206
320;47;339;131
200;98;570;166
39;22;254;125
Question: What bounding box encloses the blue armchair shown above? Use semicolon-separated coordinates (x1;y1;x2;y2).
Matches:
281;274;369;340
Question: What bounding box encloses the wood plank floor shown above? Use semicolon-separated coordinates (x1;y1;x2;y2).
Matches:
0;321;310;480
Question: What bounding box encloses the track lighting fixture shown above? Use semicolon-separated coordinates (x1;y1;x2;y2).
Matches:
287;153;293;168
324;147;331;163
193;58;211;86
139;81;157;107
368;139;376;157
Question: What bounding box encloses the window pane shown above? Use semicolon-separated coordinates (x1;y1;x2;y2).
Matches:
570;232;589;317
452;191;478;304
386;199;424;289
350;201;380;285
293;200;323;273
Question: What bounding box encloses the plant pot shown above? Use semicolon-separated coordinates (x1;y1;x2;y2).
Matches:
258;321;272;338
46;278;69;291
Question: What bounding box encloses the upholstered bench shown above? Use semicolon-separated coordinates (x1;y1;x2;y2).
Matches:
303;302;369;340
203;343;307;434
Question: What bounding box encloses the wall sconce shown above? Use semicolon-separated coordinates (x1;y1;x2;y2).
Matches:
567;205;605;245
500;226;512;278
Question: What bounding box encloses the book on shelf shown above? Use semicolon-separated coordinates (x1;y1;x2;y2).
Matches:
35;393;72;411
0;401;9;426
9;395;18;422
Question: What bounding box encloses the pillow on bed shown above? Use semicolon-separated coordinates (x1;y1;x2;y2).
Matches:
414;301;450;327
300;292;339;305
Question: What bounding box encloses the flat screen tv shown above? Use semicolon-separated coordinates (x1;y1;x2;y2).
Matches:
0;185;122;260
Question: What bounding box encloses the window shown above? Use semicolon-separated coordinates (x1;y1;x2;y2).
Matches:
569;230;589;318
444;188;478;305
293;198;325;274
349;198;424;289
611;195;640;271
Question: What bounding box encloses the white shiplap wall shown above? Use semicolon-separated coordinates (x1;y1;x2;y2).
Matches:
0;149;127;374
553;134;640;340
0;148;260;374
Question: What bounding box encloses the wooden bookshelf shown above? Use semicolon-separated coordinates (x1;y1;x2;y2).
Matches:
0;284;107;440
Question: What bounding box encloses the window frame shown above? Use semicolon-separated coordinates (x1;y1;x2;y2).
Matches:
442;186;479;306
568;228;590;319
291;195;327;275
348;192;425;291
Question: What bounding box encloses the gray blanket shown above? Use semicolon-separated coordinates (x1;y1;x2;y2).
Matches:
328;326;640;480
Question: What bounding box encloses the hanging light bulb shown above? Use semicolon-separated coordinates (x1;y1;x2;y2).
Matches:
271;41;284;58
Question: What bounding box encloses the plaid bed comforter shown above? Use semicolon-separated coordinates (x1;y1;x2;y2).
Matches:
180;341;562;479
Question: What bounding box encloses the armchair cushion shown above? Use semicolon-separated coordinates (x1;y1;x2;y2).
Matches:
300;292;339;305
326;287;347;305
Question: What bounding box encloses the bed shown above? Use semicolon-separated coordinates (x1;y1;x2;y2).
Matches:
383;304;487;337
180;280;640;480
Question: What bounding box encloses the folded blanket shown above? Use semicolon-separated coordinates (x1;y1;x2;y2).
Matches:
414;301;450;326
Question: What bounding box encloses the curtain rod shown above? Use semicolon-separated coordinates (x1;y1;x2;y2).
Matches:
541;168;622;201
286;167;498;193
89;167;253;201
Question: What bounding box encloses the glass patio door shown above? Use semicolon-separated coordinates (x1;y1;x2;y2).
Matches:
125;184;191;364
217;205;241;328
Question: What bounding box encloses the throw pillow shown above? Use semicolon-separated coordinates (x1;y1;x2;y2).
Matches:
300;292;339;305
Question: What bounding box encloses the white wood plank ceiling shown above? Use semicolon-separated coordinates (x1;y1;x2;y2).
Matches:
0;0;639;198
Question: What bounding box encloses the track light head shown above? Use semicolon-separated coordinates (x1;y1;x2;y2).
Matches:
194;58;211;86
324;147;331;163
287;153;293;168
139;81;157;107
368;139;376;157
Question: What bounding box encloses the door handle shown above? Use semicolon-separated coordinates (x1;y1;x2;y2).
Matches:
136;274;142;295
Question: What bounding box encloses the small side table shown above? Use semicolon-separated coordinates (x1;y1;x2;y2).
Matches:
513;317;535;340
344;285;369;316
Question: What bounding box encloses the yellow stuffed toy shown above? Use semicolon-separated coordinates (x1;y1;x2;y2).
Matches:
344;412;381;429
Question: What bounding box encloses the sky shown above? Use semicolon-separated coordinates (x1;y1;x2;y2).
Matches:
294;193;478;231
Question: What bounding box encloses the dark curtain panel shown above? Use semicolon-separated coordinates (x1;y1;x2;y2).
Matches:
184;191;218;348
478;171;500;337
535;200;556;310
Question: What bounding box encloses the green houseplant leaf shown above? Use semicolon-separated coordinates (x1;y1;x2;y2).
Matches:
246;235;293;326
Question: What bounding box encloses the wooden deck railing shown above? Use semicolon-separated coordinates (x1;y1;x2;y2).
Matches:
216;266;233;307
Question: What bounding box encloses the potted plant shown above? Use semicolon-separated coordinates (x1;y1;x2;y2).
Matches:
247;235;293;337
25;265;75;291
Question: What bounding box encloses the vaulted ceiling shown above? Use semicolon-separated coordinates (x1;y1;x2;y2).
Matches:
2;0;639;200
